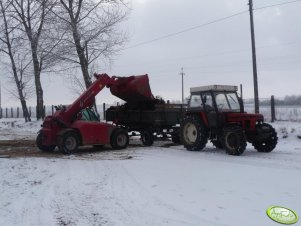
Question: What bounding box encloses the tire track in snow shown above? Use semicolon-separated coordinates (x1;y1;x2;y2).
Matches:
163;145;301;171
103;162;228;226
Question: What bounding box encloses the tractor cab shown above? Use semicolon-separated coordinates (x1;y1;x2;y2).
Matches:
188;85;244;128
189;85;242;113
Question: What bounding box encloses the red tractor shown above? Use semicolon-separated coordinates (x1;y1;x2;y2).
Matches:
36;73;153;154
180;85;278;155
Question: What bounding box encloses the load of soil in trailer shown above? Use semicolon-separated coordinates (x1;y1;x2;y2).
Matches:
106;74;185;146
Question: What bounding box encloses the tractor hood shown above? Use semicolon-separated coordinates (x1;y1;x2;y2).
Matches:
225;112;264;121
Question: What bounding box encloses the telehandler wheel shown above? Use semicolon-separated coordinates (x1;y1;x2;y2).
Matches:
181;116;208;151
36;132;56;152
141;129;154;146
252;123;278;152
58;131;80;154
223;128;246;156
111;128;129;150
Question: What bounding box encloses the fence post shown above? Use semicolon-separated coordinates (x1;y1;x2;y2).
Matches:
17;107;19;118
11;108;13;118
6;108;8;118
0;108;2;118
271;95;276;122
103;103;106;120
52;105;54;115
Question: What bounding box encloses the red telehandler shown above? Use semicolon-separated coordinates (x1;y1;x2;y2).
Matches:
36;73;152;154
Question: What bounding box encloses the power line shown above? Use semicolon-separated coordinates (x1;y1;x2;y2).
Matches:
124;0;301;50
254;0;301;10
114;41;301;70
124;10;248;50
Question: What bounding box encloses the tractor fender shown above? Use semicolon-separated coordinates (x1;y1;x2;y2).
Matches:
184;112;209;127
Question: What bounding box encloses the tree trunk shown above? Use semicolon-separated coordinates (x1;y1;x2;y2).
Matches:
31;43;44;119
9;47;31;122
20;98;31;122
0;1;31;122
71;25;91;88
8;49;31;122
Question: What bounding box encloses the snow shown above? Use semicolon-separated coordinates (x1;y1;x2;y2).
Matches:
0;119;300;226
0;118;42;140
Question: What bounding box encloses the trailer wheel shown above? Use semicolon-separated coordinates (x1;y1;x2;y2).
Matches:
181;116;208;151
223;127;246;156
111;128;129;150
36;132;56;152
58;131;80;154
141;130;154;146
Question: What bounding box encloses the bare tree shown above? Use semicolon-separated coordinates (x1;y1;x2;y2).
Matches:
0;0;31;122
52;0;129;88
11;0;61;119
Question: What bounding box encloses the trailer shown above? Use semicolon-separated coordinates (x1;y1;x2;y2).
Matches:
106;101;185;146
105;74;185;146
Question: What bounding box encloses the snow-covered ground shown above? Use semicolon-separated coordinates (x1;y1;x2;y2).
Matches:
0;119;300;226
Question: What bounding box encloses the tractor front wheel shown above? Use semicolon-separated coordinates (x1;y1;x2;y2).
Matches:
223;128;246;156
111;128;129;150
252;123;278;152
36;132;56;152
181;116;208;151
58;131;80;154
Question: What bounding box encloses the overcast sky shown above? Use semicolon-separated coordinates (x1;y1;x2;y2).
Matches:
2;0;301;107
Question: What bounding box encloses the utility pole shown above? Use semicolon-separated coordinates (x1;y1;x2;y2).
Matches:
0;82;2;118
0;81;1;118
180;67;185;104
249;0;259;113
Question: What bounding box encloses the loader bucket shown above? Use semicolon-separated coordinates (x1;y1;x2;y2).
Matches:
110;74;154;102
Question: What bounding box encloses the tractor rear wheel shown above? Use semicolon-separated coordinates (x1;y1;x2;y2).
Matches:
181;116;208;151
111;128;129;150
223;127;246;156
252;123;278;152
141;129;154;146
58;131;80;154
36;132;56;152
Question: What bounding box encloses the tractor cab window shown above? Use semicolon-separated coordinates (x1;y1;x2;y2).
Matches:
189;94;202;107
215;92;240;112
201;93;214;111
226;93;240;112
215;93;229;111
